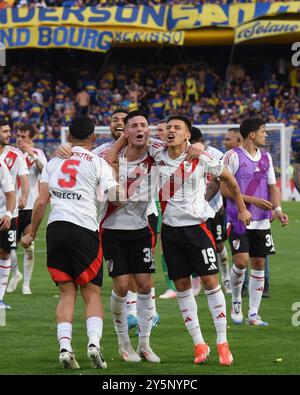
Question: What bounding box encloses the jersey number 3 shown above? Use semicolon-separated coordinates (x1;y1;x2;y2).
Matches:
58;160;80;188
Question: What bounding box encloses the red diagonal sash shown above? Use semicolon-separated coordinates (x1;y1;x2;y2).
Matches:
100;155;155;228
159;158;199;215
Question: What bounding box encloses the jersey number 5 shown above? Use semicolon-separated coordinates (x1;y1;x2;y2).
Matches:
58;160;80;188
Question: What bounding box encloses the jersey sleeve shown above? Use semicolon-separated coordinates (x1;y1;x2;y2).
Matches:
0;164;14;193
17;152;29;176
222;149;239;175
92;143;111;158
97;158;118;192
40;163;50;184
38;149;48;167
267;153;277;185
200;151;223;177
147;138;166;161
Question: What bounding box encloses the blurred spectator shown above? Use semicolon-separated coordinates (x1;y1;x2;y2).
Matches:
1;52;300;148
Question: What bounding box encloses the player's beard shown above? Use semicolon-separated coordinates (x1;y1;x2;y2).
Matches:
111;126;124;140
0;136;9;147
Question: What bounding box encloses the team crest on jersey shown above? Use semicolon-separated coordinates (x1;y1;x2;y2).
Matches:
107;259;114;273
232;239;240;250
5;157;13;168
139;162;148;174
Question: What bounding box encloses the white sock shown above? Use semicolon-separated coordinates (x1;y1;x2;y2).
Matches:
57;322;73;352
218;246;230;281
249;269;265;317
110;290;130;346
126;290;137;317
177;288;204;345
23;244;34;288
137;291;153;348
86;316;103;348
0;259;11;300
230;264;246;302
205;286;227;344
151;287;157;316
10;250;18;277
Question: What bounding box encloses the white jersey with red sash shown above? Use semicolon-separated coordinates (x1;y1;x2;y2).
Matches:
18;148;48;210
100;149;158;230
206;145;224;213
40;146;117;232
148;141;223;227
0;146;29;218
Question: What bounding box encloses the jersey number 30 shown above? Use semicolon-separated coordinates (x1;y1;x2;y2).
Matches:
58;160;80;188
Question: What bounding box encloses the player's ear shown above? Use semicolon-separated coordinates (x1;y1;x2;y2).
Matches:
123;127;129;138
186;131;191;141
250;132;256;140
92;134;96;143
67;133;72;143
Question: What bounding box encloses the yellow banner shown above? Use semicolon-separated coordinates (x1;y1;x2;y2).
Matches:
0;6;167;30
113;31;184;46
169;2;300;30
0;26;113;52
235;20;300;44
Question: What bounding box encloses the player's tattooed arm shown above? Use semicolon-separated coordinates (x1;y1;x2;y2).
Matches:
268;184;289;226
104;135;128;166
21;183;50;248
54;143;72;159
205;178;220;201
185;142;205;162
220;181;273;210
219;168;252;226
104;135;128;180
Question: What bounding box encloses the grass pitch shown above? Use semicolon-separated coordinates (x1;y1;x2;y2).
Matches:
1;202;300;375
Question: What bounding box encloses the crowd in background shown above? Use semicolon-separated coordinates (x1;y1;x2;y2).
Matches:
1;56;300;142
0;0;295;9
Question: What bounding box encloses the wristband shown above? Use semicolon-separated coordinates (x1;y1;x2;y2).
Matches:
275;206;282;213
5;211;12;219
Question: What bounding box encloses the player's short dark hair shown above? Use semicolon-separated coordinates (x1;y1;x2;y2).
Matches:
111;109;129;117
19;124;35;139
228;128;240;133
155;119;167;125
69;116;94;139
0;119;9;128
167;115;192;131
190;126;203;143
124;110;148;125
240;118;265;139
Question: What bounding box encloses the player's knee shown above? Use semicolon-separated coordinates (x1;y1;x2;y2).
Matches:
201;275;218;290
174;277;191;292
136;284;151;295
114;284;129;298
233;256;248;269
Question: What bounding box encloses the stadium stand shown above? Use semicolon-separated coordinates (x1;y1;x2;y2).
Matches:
1;55;300;140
